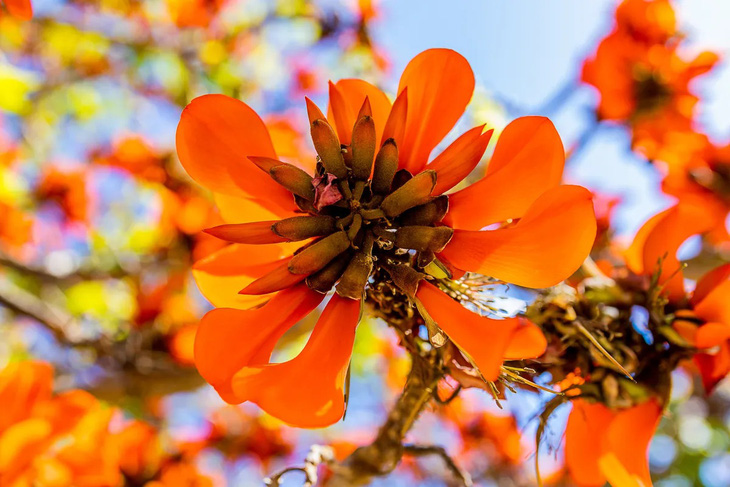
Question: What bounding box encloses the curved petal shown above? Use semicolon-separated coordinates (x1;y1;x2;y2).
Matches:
565;400;613;487
416;282;520;380
441;185;596;288
693;264;730;307
0;419;52;478
397;49;475;173
601;399;661;487
503;319;547;360
626;202;716;301
192;242;298;309
194;284;324;403
447;117;565;230
695;322;730;349
327;79;392;145
0;361;53;433
176;95;295;214
5;0;32;19
213;192;293;224
695;344;730;393
230;295;360;428
427;126;493;195
694;279;730;329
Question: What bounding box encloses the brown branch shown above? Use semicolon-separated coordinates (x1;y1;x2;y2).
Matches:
0;276;80;344
403;444;472;487
325;352;443;486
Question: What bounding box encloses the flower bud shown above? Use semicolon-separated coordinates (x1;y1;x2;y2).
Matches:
289;231;351;274
381;170;437;217
273;216;336;241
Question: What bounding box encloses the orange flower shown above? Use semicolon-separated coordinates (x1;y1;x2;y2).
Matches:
1;0;32;20
614;0;676;44
166;0;224;28
660;136;730;242
625;200;717;301
582;0;718;160
565;398;662;487
177;49;597;427
685;264;730;392
35;166;90;224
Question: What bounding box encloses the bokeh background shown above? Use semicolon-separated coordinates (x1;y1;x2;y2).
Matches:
2;0;730;485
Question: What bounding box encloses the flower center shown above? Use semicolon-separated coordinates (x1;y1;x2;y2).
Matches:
283;104;453;300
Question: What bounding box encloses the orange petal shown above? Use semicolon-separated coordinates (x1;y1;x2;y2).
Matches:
427;126;493;195
213;192;292;224
694;280;730;331
0;361;53;434
192;243;298;309
176;95;295;214
194;284;324;402
397;49;475;173
441;185;596;288
602;399;661;487
503;319;547;360
230;295;360;428
5;0;32;19
695;344;730;393
625;202;716;301
692;264;730;307
565;400;613;487
204;222;286;244
0;419;52;478
447;117;565;230
416;282;520;380
381;88;408;147
327;79;392;145
695;322;730;349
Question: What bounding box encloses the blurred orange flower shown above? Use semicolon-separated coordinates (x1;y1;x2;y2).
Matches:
582;0;719;160
176;48;596;427
35;166;90;224
1;0;31;20
678;264;730;392
625;200;717;301
0;361;214;486
565;398;661;487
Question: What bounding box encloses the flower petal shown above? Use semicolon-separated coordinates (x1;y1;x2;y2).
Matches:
230;295;360;428
213;193;290;224
601;399;661;487
447;117;565;230
192;243;298;309
176;95;295;214
194;284;324;403
397;49;475;173
427;126;493;195
0;361;53;433
503;319;547;360
695;322;730;349
5;0;32;19
626;202;716;301
441;185;596;288
327;79;392;145
416;282;520;380
695;344;730;393
565;400;613;486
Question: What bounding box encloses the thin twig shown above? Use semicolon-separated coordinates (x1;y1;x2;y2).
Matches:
403;444;473;487
265;445;335;487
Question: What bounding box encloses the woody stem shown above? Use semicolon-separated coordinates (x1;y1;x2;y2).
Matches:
326;350;443;486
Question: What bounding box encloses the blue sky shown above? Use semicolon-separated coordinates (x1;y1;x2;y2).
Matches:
375;0;730;240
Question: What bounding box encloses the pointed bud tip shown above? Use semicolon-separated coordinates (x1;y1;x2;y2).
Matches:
305;97;326;124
